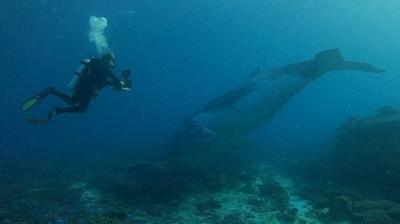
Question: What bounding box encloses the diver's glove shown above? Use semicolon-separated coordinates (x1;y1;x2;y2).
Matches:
120;69;132;91
120;81;132;91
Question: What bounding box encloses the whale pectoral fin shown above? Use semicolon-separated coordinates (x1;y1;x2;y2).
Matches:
200;126;217;140
341;61;385;73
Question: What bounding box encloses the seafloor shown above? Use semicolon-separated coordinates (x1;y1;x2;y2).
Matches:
2;106;400;224
1;160;399;224
0;162;325;224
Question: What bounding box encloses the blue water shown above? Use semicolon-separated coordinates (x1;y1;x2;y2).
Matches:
1;0;400;223
1;1;398;152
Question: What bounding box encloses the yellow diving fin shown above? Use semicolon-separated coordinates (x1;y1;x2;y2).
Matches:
21;88;52;112
25;106;59;126
22;96;41;112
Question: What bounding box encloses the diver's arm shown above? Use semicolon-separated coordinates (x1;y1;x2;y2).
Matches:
106;70;132;91
106;74;131;91
106;73;123;90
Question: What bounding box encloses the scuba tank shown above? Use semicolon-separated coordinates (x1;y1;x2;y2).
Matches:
67;58;91;91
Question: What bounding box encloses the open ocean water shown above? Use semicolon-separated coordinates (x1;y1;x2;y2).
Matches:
1;0;400;223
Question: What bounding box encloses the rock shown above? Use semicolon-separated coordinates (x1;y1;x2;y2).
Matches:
350;200;400;224
330;109;400;201
103;210;127;220
329;196;352;220
298;218;308;224
258;179;289;211
247;198;266;212
278;208;298;223
352;200;396;213
314;196;329;208
387;206;400;220
195;198;221;215
239;183;255;194
354;209;393;224
218;212;246;224
377;105;398;117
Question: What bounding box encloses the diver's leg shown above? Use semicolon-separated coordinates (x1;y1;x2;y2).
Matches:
49;87;76;105
53;98;91;115
26;98;91;125
56;105;87;114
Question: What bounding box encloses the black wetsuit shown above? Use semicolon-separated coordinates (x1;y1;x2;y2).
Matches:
50;57;122;114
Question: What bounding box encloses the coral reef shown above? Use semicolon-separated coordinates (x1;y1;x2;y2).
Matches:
331;106;400;200
297;185;400;224
288;106;400;223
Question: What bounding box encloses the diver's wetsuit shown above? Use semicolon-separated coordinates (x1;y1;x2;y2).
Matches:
49;57;122;115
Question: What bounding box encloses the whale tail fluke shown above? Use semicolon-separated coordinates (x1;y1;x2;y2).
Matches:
315;48;385;74
341;61;385;73
314;48;345;72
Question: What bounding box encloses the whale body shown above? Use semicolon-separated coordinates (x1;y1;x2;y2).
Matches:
116;49;384;202
171;49;384;152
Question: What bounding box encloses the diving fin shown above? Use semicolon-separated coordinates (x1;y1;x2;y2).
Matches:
21;88;52;112
341;61;385;73
21;97;41;112
25;118;50;126
25;106;59;126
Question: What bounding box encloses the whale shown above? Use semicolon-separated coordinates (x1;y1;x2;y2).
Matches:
169;49;384;153
113;49;384;204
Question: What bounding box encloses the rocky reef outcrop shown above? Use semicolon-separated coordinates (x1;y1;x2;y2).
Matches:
331;106;400;200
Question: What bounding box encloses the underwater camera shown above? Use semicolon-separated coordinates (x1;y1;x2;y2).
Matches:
121;69;132;89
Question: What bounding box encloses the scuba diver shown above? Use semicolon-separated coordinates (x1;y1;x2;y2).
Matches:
21;52;132;125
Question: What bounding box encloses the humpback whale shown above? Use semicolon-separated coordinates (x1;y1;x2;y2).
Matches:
172;49;384;151
112;49;384;205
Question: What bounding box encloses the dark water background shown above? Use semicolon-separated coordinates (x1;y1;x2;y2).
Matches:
1;0;399;181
